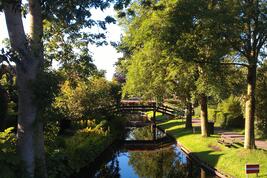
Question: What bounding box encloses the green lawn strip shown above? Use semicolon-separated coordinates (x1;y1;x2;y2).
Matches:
146;111;164;117
146;111;169;122
158;120;267;178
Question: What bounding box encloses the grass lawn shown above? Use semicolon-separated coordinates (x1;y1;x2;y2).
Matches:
146;111;169;121
158;119;267;178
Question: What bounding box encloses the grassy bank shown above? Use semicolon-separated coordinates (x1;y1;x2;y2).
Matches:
46;118;126;178
158;119;267;178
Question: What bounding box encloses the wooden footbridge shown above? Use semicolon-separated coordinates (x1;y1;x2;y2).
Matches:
115;100;183;117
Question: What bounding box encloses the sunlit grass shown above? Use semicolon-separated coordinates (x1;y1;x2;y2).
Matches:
146;111;168;122
158;120;267;178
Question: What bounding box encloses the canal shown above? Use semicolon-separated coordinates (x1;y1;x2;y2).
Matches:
78;124;218;178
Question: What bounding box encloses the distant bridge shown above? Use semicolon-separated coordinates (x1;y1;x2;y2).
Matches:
116;100;183;117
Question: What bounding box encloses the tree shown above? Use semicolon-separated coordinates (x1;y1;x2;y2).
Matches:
1;0;127;176
54;76;117;121
119;0;231;136
212;0;267;149
3;1;45;177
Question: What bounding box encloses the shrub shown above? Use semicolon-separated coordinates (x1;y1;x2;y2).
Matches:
44;122;61;151
215;96;244;129
0;127;23;177
54;77;118;122
46;118;126;178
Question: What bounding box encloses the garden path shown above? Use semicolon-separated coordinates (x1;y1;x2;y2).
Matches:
191;119;267;150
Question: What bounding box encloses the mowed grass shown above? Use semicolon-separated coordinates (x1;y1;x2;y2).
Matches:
146;111;168;121
158;119;267;178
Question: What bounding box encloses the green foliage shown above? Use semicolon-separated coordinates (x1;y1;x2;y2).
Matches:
118;0;233;109
46;117;125;178
0;127;22;178
0;127;16;153
64;125;110;171
0;64;17;129
208;106;217;120
255;62;267;138
54;77;118;121
44;122;61;151
215;96;244;129
129;147;188;178
42;0;126;70
33;71;61;117
122;41;169;101
47;125;111;177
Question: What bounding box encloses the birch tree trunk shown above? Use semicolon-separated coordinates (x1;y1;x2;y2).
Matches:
16;64;38;177
4;0;46;177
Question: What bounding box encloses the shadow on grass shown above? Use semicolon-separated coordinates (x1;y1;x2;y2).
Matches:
166;127;192;139
158;120;196;139
155;115;169;122
189;150;224;167
158;122;224;170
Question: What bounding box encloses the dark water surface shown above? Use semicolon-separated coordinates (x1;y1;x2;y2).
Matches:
77;125;218;178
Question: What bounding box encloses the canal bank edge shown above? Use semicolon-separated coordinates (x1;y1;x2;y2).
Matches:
157;126;234;178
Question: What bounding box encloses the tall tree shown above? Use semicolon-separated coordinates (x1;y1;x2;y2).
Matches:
1;0;127;176
3;1;45;177
118;0;230;136
213;0;267;149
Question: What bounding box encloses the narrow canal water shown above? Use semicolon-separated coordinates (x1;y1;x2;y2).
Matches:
80;125;218;178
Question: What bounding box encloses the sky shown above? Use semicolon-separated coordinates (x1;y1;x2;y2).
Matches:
0;7;123;81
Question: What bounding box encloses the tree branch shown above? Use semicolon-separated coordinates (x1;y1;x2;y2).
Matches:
192;59;249;67
3;1;31;63
220;62;249;67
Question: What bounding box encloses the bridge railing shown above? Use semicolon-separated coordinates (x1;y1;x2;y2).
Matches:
117;103;184;117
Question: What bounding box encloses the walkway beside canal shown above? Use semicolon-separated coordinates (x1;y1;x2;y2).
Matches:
192;119;267;150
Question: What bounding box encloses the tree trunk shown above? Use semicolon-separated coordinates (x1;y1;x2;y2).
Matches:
4;0;47;176
16;64;38;177
244;64;257;149
200;94;209;137
35;121;47;178
185;102;193;129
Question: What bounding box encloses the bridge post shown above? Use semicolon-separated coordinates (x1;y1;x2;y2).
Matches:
152;103;157;141
153;103;156;124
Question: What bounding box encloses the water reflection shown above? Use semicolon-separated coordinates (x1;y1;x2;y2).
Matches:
92;125;217;178
94;145;216;178
94;157;120;178
128;145;189;178
125;124;166;141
